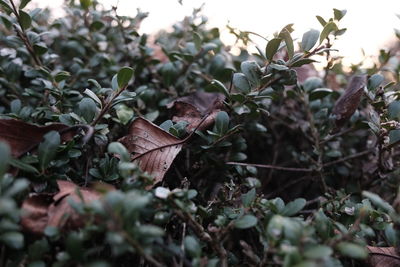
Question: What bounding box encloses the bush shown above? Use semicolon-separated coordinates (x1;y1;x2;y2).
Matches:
0;0;400;266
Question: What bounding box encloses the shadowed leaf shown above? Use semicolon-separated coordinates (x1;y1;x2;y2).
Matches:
367;246;400;267
331;75;366;132
21;180;113;235
167;91;224;131
119;117;183;187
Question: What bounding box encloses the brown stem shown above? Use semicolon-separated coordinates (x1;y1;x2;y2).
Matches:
91;85;128;126
322;148;374;167
225;162;313;172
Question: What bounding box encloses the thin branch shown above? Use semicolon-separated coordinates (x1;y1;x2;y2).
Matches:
323;148;374;167
225;162;313;172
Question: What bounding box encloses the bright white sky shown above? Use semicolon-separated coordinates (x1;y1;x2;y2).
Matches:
33;0;400;67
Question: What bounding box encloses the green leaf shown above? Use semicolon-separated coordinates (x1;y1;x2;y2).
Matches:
115;104;133;125
108;142;130;162
290;58;317;67
193;32;202;51
333;9;347;21
281;198;306;216
78;97;97;123
304;245;333;259
265;38;282;61
362;191;395;213
309;88;333;100
233;73;251;93
301;29;320;52
210;79;229;98
241;188;256;207
38;131;60;170
337;242;368;259
214;111;229;135
54;71;70;82
367;73;384;90
84;89;102;107
316;15;327;26
184;236;201;258
117;67;134;88
0;141;10;175
234;214;258;229
319;21;338;44
0;232;24;249
389;129;400;145
9;158;39;173
79;0;91;10
388;101;400;119
33;43;47;55
241;61;261;86
279;29;294;59
19;0;31;9
0;1;13;14
19;9;31;30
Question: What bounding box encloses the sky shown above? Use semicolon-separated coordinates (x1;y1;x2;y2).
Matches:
32;0;400;67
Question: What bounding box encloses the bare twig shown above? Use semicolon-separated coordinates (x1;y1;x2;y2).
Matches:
225;162;313;172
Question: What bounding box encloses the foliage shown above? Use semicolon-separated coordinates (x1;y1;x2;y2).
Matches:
0;0;400;266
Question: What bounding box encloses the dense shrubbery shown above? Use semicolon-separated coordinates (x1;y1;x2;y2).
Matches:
1;0;400;266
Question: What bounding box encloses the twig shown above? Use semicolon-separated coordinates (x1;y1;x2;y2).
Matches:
323;148;374;167
320;127;356;144
225;162;313;172
120;231;164;267
91;85;128;126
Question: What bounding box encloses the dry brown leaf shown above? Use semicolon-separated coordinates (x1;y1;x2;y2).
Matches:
0;119;84;158
21;180;112;234
331;75;366;133
367;246;400;267
167;91;224;131
119;117;183;187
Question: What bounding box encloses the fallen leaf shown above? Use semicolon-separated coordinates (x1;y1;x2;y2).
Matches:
21;180;112;234
331;75;366;133
119;117;183;187
0;119;87;158
367;246;400;267
167;91;225;131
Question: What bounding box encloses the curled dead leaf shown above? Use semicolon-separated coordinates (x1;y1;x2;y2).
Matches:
119;117;183;188
0;119;92;158
167;91;225;131
21;180;113;235
367;246;400;267
331;75;366;133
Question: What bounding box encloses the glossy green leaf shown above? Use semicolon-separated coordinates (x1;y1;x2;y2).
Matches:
234;215;258;229
19;0;31;9
78;97;97;123
309;88;333;100
241;61;261;86
337;242;368;259
333;9;347;21
214;111;229;135
117;67;134;88
316;15;327;26
265;38;282;61
362;191;395;213
210;79;229;97
0;141;10;175
54;71;70;82
0;232;24;249
19;9;31;30
279;29;294;59
319;21;338;44
281;198;306;216
233;73;251;93
9;158;39;173
301;29;320;52
38;131;60;170
241;188;256;207
388;101;400;119
184;236;201;258
367;73;384;90
108;142;130;162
